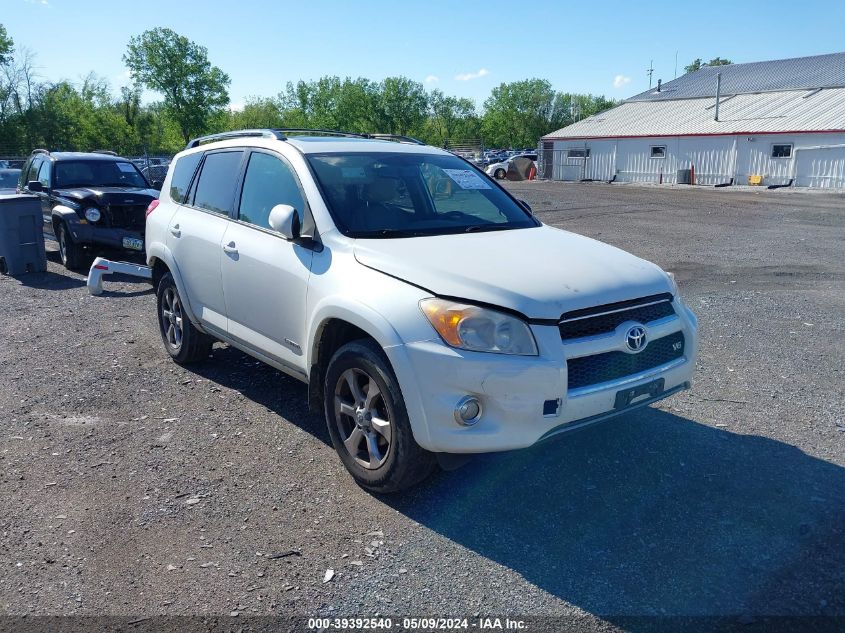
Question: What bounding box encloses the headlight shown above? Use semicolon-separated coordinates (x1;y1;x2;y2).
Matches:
666;271;679;296
84;207;101;222
420;298;538;355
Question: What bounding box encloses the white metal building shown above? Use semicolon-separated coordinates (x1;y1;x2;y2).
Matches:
541;52;845;187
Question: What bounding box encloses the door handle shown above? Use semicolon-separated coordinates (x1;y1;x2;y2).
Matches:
222;241;238;255
169;224;181;238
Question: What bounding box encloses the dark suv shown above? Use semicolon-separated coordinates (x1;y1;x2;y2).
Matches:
18;150;159;269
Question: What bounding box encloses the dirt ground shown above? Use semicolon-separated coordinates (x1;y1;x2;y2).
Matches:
1;182;843;631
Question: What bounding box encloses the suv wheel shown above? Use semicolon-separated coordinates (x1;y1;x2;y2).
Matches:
56;222;84;270
156;272;213;364
324;339;436;493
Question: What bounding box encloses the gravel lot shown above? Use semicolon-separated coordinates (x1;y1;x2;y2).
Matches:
1;182;843;631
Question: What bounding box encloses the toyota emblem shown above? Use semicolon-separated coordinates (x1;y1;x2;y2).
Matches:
625;325;647;352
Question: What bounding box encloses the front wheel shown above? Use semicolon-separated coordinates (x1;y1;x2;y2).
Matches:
324;339;436;493
56;222;84;270
494;168;506;180
156;272;213;364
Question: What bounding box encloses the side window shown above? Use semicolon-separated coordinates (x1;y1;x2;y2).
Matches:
238;152;305;231
771;144;792;158
26;157;42;184
169;151;203;203
37;160;51;188
192;151;243;215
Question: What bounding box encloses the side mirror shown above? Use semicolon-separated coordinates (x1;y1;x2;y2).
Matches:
268;204;301;240
518;199;533;214
27;180;43;193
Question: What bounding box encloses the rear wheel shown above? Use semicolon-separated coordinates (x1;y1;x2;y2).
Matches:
56;222;84;270
156;272;213;364
324;339;436;493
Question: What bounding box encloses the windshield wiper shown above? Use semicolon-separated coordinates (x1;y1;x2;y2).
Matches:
464;224;513;233
354;228;427;238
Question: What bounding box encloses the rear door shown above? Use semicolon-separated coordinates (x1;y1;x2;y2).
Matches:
220;149;313;372
168;149;245;337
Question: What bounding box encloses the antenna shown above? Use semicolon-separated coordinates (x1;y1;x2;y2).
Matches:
647;60;654;88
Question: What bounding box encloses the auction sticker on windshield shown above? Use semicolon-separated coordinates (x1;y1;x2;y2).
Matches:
442;169;491;190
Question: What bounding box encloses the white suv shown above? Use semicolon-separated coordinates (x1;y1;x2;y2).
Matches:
145;129;698;492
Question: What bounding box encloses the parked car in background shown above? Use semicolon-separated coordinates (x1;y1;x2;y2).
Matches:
146;128;697;492
18;150;159;269
486;152;538;179
0;168;21;194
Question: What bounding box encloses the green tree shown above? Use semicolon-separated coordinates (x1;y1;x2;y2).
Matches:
124;27;230;143
684;56;733;73
428;89;477;145
376;76;428;136
0;24;13;66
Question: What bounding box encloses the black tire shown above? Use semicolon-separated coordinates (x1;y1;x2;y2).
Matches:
56;222;84;270
156;272;213;364
494;168;506;180
324;339;436;493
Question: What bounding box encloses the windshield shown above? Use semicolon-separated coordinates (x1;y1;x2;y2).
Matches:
307;152;538;238
54;160;148;189
0;170;20;188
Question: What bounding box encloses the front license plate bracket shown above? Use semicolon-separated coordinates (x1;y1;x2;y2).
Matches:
614;377;665;409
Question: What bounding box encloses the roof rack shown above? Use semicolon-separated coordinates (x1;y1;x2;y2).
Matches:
185;128;368;149
365;133;426;145
92;150;118;156
30;148;50;155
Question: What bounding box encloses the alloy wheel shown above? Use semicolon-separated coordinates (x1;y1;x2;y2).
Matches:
161;287;184;351
334;368;392;469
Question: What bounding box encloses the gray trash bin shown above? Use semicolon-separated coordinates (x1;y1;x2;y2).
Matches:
0;194;47;275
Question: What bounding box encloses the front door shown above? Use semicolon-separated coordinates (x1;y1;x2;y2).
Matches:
220;150;313;373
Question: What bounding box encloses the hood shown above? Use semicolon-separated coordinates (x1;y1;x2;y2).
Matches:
55;186;159;204
353;225;672;320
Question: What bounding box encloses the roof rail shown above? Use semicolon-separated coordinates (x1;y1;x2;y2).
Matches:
31;148;50;155
366;133;426;145
92;150;118;156
185;128;369;149
185;129;286;149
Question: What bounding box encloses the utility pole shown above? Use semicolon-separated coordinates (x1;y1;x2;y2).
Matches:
647;60;654;88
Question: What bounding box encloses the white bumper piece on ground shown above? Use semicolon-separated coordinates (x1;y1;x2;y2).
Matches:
86;257;152;296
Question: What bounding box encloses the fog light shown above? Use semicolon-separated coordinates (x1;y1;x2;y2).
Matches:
454;396;482;426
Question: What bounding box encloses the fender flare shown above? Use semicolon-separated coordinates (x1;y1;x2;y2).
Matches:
145;242;204;331
306;297;433;449
51;204;81;225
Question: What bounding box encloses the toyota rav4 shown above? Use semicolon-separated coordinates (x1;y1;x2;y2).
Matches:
145;129;698;492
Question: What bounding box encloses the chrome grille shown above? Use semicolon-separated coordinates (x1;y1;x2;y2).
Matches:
559;293;675;340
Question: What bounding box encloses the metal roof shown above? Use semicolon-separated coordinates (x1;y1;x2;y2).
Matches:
544;87;845;139
627;52;845;102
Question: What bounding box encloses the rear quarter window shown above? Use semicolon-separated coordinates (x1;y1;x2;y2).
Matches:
168;152;203;203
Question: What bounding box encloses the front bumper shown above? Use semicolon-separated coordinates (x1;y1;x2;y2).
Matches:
387;300;698;454
68;222;144;252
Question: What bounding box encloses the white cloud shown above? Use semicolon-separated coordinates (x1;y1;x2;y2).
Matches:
424;75;439;84
613;74;632;89
25;0;50;6
455;68;490;81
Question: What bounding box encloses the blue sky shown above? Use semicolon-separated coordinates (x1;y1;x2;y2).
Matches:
4;0;845;109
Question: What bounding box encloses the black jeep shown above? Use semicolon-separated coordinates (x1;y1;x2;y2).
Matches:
18;150;159;270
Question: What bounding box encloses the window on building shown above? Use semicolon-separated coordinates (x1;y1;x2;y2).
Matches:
771;144;793;158
567;148;590;158
650;146;667;159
